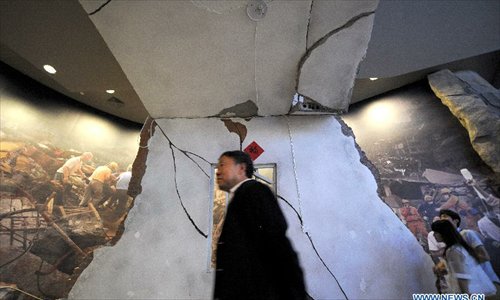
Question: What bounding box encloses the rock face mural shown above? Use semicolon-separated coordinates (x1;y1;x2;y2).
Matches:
428;69;500;173
70;116;436;299
0;65;141;298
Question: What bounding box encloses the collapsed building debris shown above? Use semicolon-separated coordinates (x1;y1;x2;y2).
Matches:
1;139;132;299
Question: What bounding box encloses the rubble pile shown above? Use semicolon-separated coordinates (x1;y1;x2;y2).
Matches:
0;139;128;299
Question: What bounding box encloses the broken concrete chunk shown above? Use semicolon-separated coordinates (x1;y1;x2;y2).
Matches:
297;14;375;112
307;1;379;48
217;100;258;118
428;69;500;173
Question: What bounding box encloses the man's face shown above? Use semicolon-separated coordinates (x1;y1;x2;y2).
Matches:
82;153;92;162
439;214;458;228
216;155;245;192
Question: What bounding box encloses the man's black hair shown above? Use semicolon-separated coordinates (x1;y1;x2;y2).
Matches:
439;209;461;227
220;150;254;178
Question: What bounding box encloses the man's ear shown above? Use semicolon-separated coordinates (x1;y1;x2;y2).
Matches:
237;163;247;177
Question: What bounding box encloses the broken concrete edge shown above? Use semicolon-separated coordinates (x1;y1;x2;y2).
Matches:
294;10;376;93
335;115;385;203
215;99;259;119
289;95;346;115
110;116;156;245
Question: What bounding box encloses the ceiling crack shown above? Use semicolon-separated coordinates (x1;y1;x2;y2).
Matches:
305;0;314;51
295;10;375;92
277;194;349;300
88;0;112;16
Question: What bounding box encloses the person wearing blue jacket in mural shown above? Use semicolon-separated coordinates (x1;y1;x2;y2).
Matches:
213;150;306;300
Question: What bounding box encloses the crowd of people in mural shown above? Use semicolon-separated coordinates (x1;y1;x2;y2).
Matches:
0;139;136;297
394;175;499;296
1;143;133;223
52;150;133;221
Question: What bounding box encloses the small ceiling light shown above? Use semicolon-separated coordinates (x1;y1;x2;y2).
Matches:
106;89;115;94
80;92;85;95
43;64;57;74
369;77;378;81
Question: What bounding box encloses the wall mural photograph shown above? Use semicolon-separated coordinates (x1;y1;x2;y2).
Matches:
2;67;499;297
0;66;141;298
343;80;500;290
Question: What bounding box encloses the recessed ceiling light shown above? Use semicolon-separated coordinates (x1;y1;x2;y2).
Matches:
106;89;115;94
80;92;85;95
43;64;57;74
369;77;378;81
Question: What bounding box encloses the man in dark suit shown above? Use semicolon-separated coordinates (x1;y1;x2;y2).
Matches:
213;150;306;300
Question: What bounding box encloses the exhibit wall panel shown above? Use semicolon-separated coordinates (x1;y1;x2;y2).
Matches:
70;115;436;299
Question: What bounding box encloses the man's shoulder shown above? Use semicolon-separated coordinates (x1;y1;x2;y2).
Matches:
236;179;273;196
460;229;483;246
239;179;266;190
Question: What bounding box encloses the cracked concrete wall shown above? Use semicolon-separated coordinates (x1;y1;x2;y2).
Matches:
69;116;436;299
80;1;378;118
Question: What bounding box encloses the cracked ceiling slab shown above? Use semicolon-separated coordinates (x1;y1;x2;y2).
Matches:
297;13;376;111
306;1;378;49
79;0;379;118
79;1;309;118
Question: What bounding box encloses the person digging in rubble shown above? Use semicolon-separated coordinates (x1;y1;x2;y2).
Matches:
106;164;133;220
53;152;93;206
80;162;118;207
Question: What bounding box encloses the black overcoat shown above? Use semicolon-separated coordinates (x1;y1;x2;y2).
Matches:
213;180;306;300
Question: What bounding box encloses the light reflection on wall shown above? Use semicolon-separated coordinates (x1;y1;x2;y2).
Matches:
76;117;113;142
0;77;141;169
365;101;396;128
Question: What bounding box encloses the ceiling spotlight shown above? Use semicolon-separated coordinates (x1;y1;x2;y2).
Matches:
369;77;378;81
43;65;57;74
80;92;85;95
106;89;115;94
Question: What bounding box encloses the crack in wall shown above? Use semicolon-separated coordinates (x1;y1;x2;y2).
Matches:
277;194;348;300
295;11;375;92
169;142;208;238
190;1;246;15
305;0;314;51
156;122;211;178
155;123;210;238
88;0;112;16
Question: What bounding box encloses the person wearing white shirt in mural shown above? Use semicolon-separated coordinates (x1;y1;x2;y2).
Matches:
465;178;500;285
54;152;93;206
428;216;446;263
108;164;132;220
439;209;500;298
428;216;448;293
431;219;496;296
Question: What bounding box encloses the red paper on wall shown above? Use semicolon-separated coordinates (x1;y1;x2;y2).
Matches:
244;141;264;161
